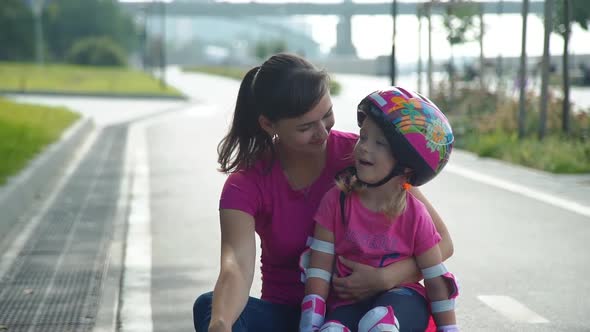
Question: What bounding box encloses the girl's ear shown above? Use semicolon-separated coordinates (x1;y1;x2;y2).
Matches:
258;115;275;137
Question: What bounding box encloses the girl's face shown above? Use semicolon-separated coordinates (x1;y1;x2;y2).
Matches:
354;114;396;184
273;93;335;154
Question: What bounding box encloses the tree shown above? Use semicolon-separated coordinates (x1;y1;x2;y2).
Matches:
0;0;35;61
254;39;287;60
496;0;504;90
538;0;553;140
427;1;433;97
553;0;590;134
518;0;529;139
442;1;480;101
556;0;590;29
556;0;573;135
42;0;137;61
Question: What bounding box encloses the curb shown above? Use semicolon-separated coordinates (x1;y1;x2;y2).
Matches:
0;90;188;101
0;117;95;247
93;124;132;332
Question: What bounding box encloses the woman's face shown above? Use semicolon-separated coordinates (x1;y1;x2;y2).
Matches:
354;114;395;184
273;93;335;154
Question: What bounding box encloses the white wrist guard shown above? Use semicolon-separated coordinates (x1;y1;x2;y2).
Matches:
300;294;326;332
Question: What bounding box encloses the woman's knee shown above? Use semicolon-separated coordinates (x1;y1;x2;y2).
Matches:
193;292;214;331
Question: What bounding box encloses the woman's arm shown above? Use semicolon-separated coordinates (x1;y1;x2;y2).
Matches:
332;187;453;301
209;209;256;332
410;187;454;260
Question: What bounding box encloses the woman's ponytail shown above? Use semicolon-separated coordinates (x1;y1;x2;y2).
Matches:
217;66;273;173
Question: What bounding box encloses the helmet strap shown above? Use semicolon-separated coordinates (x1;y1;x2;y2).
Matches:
357;164;407;188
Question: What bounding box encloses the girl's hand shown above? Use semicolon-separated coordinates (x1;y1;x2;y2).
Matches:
331;256;387;301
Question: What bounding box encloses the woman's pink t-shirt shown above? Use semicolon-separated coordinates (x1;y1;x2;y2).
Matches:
219;130;358;306
314;186;442;310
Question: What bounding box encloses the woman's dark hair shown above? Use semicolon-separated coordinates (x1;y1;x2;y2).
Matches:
217;53;330;173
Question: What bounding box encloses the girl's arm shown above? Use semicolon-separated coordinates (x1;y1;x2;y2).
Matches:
332;187;453;301
209;209;256;332
416;245;458;329
300;223;335;332
305;223;335;298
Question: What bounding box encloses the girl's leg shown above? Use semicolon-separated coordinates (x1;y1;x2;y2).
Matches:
324;300;371;332
193;292;300;332
372;288;430;332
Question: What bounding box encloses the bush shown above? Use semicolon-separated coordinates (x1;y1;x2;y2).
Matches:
66;37;127;67
329;79;341;97
431;83;590;173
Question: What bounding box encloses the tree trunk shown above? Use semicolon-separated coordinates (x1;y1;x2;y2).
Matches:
562;0;571;134
390;0;398;86
496;0;504;89
479;2;485;91
427;2;433;98
539;0;553;140
450;49;455;104
418;10;423;93
518;0;529;139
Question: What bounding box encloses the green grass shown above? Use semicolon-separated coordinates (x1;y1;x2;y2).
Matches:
461;131;590;173
0;98;80;185
0;62;183;97
184;65;342;96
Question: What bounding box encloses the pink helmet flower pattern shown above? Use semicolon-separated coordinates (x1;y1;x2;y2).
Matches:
359;86;454;186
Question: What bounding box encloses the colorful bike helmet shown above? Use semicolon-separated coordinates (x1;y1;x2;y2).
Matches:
357;86;454;187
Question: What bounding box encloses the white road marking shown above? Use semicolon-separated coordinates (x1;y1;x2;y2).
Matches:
120;124;153;332
478;295;550;324
446;164;590;218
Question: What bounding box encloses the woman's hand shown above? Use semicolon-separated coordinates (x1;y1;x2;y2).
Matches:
331;256;387;301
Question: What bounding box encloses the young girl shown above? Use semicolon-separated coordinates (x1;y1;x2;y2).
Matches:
299;87;459;332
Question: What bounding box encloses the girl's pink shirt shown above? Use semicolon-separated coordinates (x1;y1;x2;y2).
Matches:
219;130;358;306
314;186;442;310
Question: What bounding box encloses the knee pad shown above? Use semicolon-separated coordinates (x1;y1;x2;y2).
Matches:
358;306;400;332
320;320;351;332
421;264;460;313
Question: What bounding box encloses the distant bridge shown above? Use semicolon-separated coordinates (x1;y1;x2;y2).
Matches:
120;1;544;57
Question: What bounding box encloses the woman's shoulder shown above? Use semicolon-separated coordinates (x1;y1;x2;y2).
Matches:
224;159;274;186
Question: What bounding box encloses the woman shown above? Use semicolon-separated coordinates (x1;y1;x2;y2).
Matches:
193;53;453;332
